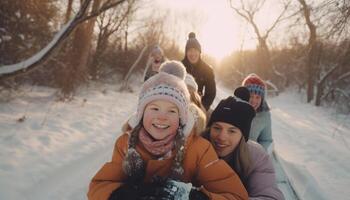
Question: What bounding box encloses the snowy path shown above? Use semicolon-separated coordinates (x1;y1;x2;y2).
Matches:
1;83;349;200
270;92;350;200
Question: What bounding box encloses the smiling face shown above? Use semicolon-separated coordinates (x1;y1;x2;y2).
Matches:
209;122;242;157
142;100;180;140
186;48;200;64
249;93;262;111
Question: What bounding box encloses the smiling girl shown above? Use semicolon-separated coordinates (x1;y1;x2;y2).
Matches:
88;61;248;200
203;87;284;200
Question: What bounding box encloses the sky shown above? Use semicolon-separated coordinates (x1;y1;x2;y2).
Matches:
153;0;288;60
0;76;349;199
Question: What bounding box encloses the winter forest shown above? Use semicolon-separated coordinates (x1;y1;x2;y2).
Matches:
1;0;350;200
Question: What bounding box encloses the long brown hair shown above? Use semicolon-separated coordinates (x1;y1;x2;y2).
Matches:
202;128;251;188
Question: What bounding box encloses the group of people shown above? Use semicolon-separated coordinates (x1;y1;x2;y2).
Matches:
87;32;283;200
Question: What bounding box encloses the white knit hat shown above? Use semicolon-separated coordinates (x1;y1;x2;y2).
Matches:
185;74;198;91
128;61;195;135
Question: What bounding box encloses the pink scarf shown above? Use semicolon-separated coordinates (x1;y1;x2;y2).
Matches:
138;128;177;156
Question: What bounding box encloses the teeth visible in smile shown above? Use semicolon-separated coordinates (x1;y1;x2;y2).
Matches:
215;142;227;148
153;124;169;129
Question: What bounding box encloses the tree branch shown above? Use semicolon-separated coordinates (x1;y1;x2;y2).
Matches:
0;0;127;80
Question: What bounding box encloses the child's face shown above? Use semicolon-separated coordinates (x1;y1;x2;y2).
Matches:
143;100;180;140
152;53;162;62
209;122;242;157
249;93;262;111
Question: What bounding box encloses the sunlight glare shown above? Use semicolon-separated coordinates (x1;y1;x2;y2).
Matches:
154;0;259;61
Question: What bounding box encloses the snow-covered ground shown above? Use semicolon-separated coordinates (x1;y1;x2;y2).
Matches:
0;81;349;200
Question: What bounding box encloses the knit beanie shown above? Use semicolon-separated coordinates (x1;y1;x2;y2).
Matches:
242;73;266;97
207;87;255;141
150;45;164;57
129;60;191;128
185;74;198;91
185;32;201;53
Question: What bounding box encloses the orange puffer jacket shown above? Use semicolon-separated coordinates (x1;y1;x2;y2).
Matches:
88;131;248;200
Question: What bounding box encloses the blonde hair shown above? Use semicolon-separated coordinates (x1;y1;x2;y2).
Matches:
189;103;207;136
188;87;206;113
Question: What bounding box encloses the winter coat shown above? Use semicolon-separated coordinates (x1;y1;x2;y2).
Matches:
219;141;284;200
245;141;284;200
88;130;249;200
182;58;216;110
249;110;273;152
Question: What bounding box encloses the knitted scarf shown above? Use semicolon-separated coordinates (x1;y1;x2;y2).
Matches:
138;127;177;156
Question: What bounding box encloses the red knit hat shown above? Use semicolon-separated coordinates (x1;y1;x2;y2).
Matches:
242;73;266;97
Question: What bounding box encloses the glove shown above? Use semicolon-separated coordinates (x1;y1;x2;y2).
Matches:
140;179;192;200
109;182;166;200
108;183;139;200
189;189;209;200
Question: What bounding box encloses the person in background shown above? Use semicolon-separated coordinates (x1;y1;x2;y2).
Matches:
182;32;216;111
203;87;284;200
143;45;166;81
242;73;273;153
88;61;248;200
185;74;206;114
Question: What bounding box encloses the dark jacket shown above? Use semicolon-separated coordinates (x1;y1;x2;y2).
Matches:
182;58;216;110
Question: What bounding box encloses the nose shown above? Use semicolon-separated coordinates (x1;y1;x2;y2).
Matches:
216;130;226;142
156;111;167;121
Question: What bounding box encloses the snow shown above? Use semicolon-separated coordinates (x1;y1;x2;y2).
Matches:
270;91;350;199
0;80;349;200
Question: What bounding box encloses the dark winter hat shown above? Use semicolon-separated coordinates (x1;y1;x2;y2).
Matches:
208;87;256;141
185;32;201;53
234;86;250;102
242;73;266;97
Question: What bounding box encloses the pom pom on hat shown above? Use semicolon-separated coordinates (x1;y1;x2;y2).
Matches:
208;87;255;141
188;32;196;39
159;60;186;80
185;32;201;53
234;86;250;102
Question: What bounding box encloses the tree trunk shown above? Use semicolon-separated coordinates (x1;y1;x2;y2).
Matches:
256;37;272;80
124;17;129;52
298;0;317;103
65;0;74;23
60;0;102;98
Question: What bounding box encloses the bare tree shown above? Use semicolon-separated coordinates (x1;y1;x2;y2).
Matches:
229;0;292;80
0;0;127;80
59;0;103;98
90;0;136;79
315;41;350;106
298;0;318;102
119;45;148;92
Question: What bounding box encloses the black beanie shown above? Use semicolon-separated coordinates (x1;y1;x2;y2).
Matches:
185;32;201;53
208;87;256;141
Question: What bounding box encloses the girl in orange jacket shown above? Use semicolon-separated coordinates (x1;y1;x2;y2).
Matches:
88;61;248;200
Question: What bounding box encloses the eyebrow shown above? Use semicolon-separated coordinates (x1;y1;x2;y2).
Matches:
213;123;238;131
148;103;178;110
